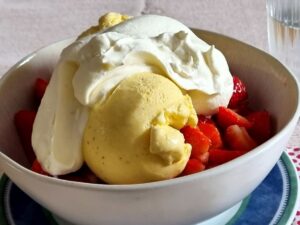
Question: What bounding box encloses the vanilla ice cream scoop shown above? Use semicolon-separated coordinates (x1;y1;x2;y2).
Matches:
83;72;197;184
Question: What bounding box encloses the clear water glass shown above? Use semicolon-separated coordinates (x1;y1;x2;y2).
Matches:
267;0;300;78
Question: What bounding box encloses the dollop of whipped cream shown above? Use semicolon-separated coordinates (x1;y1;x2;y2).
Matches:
32;14;233;175
64;15;233;114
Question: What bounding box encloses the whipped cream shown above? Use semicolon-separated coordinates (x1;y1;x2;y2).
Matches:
32;14;233;175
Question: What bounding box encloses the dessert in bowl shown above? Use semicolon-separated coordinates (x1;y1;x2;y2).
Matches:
0;13;299;225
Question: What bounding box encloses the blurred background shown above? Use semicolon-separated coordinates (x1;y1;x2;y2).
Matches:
0;0;267;76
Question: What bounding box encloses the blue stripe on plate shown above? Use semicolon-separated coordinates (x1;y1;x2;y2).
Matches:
229;160;284;224
227;151;298;225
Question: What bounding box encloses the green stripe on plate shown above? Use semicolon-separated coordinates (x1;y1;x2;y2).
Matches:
225;195;251;225
276;152;299;225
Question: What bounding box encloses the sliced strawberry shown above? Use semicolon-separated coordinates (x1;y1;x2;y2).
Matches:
59;165;100;184
14;110;37;164
247;110;272;144
232;102;252;116
34;78;48;102
197;115;215;124
225;125;257;151
228;76;248;109
198;116;223;149
181;126;211;161
199;151;210;165
217;106;252;129
208;149;246;168
181;159;205;176
31;159;49;175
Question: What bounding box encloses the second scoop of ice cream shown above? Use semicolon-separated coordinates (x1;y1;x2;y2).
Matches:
83;72;197;184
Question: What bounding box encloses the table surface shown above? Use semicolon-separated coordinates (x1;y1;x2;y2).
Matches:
0;0;300;224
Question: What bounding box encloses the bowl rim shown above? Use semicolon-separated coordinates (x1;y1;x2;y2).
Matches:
1;29;300;191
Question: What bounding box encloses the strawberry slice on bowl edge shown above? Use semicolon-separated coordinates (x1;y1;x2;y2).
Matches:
207;149;247;168
228;75;248;109
180;159;205;176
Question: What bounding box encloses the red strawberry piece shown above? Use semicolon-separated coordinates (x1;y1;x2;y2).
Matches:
225;125;257;151
247;110;272;144
228;76;248;109
232;102;252;117
31;159;49;175
14;110;37;164
217;106;252;129
208;149;246;168
199;151;210;165
198;116;223;149
34;78;48;102
197;115;215;124
181;126;211;161
181;159;205;176
59;165;101;184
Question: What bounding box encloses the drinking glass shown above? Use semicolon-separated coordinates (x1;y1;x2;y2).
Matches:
266;0;300;78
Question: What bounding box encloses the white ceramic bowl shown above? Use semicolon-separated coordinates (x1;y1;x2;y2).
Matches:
0;30;299;225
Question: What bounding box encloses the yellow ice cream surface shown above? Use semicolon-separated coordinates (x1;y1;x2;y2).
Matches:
78;12;131;39
83;73;197;184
